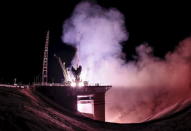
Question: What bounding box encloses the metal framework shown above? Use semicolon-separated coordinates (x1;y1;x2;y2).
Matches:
54;54;70;82
42;31;49;84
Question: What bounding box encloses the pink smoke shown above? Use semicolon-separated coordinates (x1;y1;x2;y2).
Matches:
62;1;191;123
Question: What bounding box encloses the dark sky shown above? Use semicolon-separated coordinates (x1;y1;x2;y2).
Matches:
0;0;190;83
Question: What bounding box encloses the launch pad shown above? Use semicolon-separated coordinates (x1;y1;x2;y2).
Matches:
35;31;112;121
35;84;111;121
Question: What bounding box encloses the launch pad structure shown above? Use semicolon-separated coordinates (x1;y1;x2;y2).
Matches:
35;84;111;121
35;31;111;121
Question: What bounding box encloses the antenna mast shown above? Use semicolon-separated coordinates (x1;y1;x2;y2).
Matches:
42;31;49;84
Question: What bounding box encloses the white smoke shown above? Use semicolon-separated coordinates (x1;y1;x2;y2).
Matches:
63;1;128;85
62;1;191;123
106;40;191;123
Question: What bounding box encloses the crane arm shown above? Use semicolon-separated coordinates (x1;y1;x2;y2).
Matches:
54;54;69;82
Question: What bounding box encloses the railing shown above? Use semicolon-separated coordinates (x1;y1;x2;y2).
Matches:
0;84;30;89
0;83;112;90
33;82;112;88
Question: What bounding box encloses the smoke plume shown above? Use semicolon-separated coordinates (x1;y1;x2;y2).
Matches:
62;1;191;123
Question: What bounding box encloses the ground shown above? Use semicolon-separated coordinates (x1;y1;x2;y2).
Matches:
0;86;191;131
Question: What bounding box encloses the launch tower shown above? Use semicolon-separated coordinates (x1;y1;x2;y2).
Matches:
42;31;49;84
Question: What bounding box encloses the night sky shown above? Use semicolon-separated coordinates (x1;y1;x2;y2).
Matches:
0;0;190;83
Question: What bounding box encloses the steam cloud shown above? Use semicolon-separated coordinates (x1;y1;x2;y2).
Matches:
62;1;191;123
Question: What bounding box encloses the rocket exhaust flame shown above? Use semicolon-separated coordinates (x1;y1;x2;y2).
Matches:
62;1;191;123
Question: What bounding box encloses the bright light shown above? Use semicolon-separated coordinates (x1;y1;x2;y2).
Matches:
77;101;93;114
69;70;87;87
71;82;76;87
77;95;94;114
71;81;84;87
78;82;84;87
